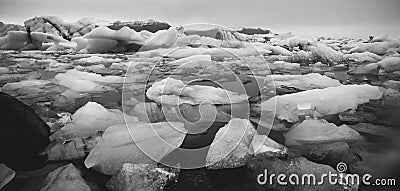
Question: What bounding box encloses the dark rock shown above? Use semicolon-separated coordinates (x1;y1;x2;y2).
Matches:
106;163;179;191
0;92;50;171
247;154;357;191
237;27;270;35
107;20;171;33
293;142;362;173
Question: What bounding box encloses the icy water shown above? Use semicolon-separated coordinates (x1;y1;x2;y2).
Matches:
1;50;400;191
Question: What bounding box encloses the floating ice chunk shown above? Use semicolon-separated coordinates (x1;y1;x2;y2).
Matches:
271;61;300;69
344;52;382;63
258;84;382;122
0;31;28;50
1;80;51;91
138;46;271;58
370;35;399;43
0;163;15;190
283;119;362;146
255;43;292;56
77;56;105;63
146;77;249;105
84;122;187;175
58;79;114;93
376;57;400;72
250;133;287;155
141;27;178;50
138;30;153;40
206;119;255;169
51;102;138;140
168;54;213;68
305;43;344;65
30;32;68;44
84;38;118;53
71;37;88;51
45;62;71;72
84;26;143;43
264;73;341;91
350;41;400;55
55;69;127;84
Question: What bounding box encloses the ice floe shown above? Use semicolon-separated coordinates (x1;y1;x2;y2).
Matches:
146;77;249;105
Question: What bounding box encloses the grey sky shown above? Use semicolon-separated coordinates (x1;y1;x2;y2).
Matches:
1;0;399;38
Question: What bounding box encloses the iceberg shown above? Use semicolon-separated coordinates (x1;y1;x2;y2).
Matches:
168;54;213;68
206;118;255;169
55;69;128;84
57;79;114;93
50;102;138;140
83;26;143;43
344;52;382;63
1;80;51;91
258;84;382;122
263;73;341;91
141;27;178;50
305;43;344;65
146;77;249;105
250;133;287;155
137;46;271;58
283;119;362;146
84;122;187;175
377;57;400;72
0;31;68;50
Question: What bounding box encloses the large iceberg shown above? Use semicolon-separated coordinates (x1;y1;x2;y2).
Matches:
84;122;187;175
50;102;138;140
146;77;249;105
0;31;67;50
258;84;382;122
283;119;362;146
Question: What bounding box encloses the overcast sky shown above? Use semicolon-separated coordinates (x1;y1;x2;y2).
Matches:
1;0;399;38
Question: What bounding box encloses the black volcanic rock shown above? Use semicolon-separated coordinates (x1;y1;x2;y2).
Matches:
0;22;25;37
237;27;270;35
107;19;171;33
0;92;50;171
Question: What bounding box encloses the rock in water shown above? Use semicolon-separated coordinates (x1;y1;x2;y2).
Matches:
0;163;15;190
106;163;179;191
247;154;357;191
283;119;362;146
50;101;138;140
258;84;382;122
295;142;362;172
0;92;50;171
39;163;91;191
206;118;256;169
84;122;187;175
